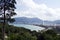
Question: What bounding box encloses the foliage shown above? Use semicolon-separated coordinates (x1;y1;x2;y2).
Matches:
0;24;60;40
7;32;37;40
42;30;60;40
0;24;37;40
0;0;16;23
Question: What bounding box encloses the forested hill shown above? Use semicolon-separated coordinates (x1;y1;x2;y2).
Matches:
0;24;60;40
0;24;41;40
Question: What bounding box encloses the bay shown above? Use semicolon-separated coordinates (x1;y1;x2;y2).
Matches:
9;23;45;31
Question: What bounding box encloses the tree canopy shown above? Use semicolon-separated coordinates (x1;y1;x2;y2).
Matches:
0;0;16;23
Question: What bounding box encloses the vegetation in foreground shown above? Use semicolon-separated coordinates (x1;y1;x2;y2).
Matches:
0;24;60;40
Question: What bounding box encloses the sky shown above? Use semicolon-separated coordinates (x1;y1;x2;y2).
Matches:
15;0;60;21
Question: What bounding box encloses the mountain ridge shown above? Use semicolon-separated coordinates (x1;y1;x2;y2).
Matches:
14;17;60;25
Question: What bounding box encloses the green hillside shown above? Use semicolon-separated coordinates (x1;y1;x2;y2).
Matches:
0;24;60;40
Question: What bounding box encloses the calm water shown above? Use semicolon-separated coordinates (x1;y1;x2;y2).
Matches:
10;24;45;31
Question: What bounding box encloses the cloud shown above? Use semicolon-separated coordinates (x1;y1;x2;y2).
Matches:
15;0;60;21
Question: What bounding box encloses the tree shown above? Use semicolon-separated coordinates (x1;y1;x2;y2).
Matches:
42;30;58;40
0;0;16;40
0;0;16;23
7;32;37;40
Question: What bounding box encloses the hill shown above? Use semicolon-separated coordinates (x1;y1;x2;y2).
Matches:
0;24;37;40
14;17;43;24
14;17;60;25
0;24;60;40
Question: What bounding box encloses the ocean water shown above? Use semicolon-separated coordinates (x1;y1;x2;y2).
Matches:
10;24;45;31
